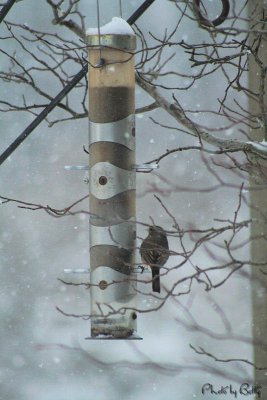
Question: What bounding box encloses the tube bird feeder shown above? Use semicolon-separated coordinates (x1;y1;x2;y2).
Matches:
87;18;138;339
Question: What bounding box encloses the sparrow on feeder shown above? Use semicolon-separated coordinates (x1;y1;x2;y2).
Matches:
140;225;169;293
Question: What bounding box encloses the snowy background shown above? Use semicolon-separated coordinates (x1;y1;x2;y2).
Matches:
0;1;253;399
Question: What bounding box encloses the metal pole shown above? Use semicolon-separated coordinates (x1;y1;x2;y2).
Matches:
87;26;137;338
0;0;17;24
0;66;88;166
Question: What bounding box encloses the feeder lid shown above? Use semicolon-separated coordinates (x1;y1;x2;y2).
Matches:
87;17;136;50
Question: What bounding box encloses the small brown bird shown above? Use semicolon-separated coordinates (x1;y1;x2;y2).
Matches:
140;225;169;293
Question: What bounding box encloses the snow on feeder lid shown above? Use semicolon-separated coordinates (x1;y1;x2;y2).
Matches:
87;17;136;50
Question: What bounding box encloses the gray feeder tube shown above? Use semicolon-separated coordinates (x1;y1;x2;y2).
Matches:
87;30;137;338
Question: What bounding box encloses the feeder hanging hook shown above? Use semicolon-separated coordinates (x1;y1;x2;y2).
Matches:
193;0;230;28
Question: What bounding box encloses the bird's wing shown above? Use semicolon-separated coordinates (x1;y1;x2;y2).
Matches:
142;249;162;265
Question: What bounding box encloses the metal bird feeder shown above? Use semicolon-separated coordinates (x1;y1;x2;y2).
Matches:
87;19;138;339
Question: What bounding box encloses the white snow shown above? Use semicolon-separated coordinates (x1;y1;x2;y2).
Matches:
86;17;135;36
246;140;267;152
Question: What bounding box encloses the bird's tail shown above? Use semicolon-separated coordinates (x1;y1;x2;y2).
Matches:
151;266;160;293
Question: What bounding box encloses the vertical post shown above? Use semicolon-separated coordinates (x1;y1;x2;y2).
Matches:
87;21;137;338
249;1;267;394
